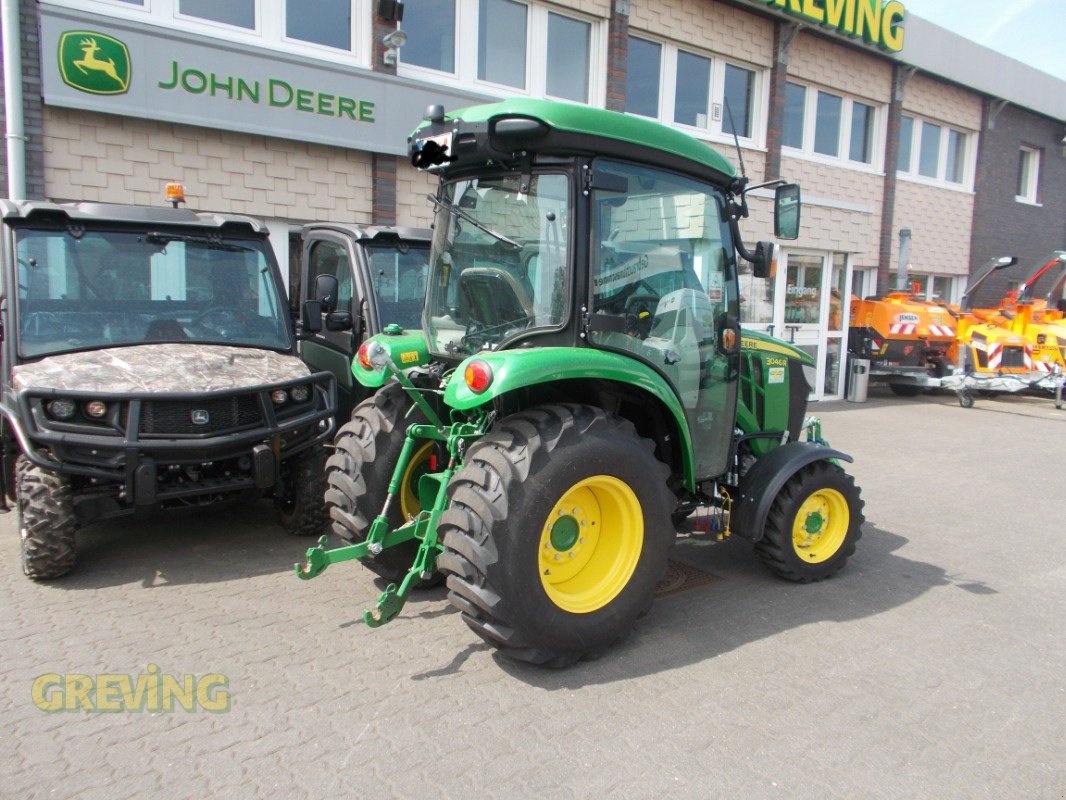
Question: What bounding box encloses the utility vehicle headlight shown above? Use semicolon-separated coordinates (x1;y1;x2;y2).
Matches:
271;389;288;405
48;399;76;420
85;400;108;418
290;384;311;403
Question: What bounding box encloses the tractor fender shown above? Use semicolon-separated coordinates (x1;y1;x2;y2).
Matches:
731;442;853;542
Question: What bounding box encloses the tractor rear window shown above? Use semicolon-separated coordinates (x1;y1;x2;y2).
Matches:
425;172;570;355
14;227;290;358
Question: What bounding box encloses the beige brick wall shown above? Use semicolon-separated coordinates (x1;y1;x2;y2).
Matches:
903;73;982;130
788;31;892;103
890;181;974;277
396;160;437;228
547;0;611;18
781;155;882;265
629;0;773;67
43;107;373;224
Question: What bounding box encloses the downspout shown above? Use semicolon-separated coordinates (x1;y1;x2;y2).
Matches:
2;0;26;199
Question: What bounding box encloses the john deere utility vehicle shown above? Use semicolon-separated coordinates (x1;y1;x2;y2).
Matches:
297;99;864;667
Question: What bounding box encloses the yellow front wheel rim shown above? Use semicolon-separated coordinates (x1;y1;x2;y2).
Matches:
538;475;643;614
792;487;849;563
399;441;435;521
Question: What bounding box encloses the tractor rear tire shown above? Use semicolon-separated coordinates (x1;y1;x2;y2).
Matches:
16;456;77;580
323;381;441;585
275;445;329;536
437;404;674;667
754;461;863;583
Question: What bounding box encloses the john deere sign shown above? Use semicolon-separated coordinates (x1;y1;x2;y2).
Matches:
40;6;490;156
58;31;130;95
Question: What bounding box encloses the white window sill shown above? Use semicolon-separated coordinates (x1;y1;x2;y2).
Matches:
896;172;974;195
1014;196;1042;207
781;147;884;177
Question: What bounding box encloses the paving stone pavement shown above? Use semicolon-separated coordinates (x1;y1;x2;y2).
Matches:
1;387;1063;799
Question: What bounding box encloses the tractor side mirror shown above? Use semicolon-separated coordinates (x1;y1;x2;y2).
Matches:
752;241;778;280
773;183;801;240
314;274;340;314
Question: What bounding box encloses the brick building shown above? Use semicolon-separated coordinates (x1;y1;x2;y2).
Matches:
1;0;1064;398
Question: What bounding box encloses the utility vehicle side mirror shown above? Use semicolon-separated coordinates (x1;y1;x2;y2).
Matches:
300;300;323;333
774;183;801;240
314;274;340;314
752;241;777;280
325;310;354;332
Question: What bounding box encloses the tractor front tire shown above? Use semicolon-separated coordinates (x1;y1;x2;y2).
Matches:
275;445;329;536
16;456;77;580
324;381;439;584
754;461;863;583
438;404;674;667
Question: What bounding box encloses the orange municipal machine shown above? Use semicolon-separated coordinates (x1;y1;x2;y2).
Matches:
941;253;1066;408
848;284;962;396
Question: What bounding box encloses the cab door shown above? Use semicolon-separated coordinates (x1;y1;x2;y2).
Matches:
300;233;363;417
588;160;740;481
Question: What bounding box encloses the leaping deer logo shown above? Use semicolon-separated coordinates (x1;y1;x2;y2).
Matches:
73;37;128;91
58;30;131;96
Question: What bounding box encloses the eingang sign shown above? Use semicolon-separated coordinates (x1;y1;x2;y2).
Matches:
40;7;491;156
765;0;906;52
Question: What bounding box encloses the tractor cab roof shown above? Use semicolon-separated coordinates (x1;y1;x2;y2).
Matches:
409;98;738;190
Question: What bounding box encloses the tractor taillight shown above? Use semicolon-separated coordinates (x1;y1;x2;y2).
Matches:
357;342;373;370
464;360;493;393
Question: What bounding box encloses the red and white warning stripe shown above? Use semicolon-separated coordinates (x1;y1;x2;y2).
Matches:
927;325;955;337
889;323;916;335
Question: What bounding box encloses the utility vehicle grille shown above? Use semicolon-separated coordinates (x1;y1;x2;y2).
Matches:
140;395;262;436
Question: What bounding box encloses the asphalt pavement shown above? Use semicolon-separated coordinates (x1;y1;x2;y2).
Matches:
1;385;1063;799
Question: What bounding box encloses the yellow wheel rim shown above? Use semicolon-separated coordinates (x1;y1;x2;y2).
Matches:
538;475;643;614
792;487;849;563
399;441;436;521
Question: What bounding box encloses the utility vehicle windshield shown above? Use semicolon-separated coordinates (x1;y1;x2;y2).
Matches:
14;227;290;358
425;173;569;356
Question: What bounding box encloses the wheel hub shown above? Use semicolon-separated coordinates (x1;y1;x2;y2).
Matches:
550;515;581;551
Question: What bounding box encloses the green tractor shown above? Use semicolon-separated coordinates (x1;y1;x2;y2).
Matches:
296;99;864;667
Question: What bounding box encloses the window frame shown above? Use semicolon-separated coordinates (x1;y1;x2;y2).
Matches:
396;0;606;107
50;0;374;66
896;112;976;191
1016;145;1041;205
781;80;883;173
624;34;765;149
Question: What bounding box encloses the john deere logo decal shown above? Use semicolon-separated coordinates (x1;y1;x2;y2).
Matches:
58;31;130;95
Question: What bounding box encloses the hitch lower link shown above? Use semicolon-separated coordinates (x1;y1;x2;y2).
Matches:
295;419;482;627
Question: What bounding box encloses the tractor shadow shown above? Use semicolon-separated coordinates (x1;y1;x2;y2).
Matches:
495;525;955;688
32;498;327;591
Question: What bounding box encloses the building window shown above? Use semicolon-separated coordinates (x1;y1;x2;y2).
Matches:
627;37;762;144
626;36;662;118
399;0;455;72
400;0;601;104
1016;146;1040;204
478;0;527;88
546;12;590;103
897;114;973;188
179;0;254;29
783;81;880;168
286;0;350;50
907;274;957;303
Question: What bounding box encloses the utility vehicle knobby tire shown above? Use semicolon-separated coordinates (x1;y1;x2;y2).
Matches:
437;404;674;667
889;383;922;397
16;456;77;580
275;445;329;536
754;461;863;583
323;381;440;584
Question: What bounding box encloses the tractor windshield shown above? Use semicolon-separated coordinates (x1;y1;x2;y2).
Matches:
425;172;570;356
14;227;291;358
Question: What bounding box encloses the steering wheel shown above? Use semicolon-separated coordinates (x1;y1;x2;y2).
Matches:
599;279;658;314
193;306;241;336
